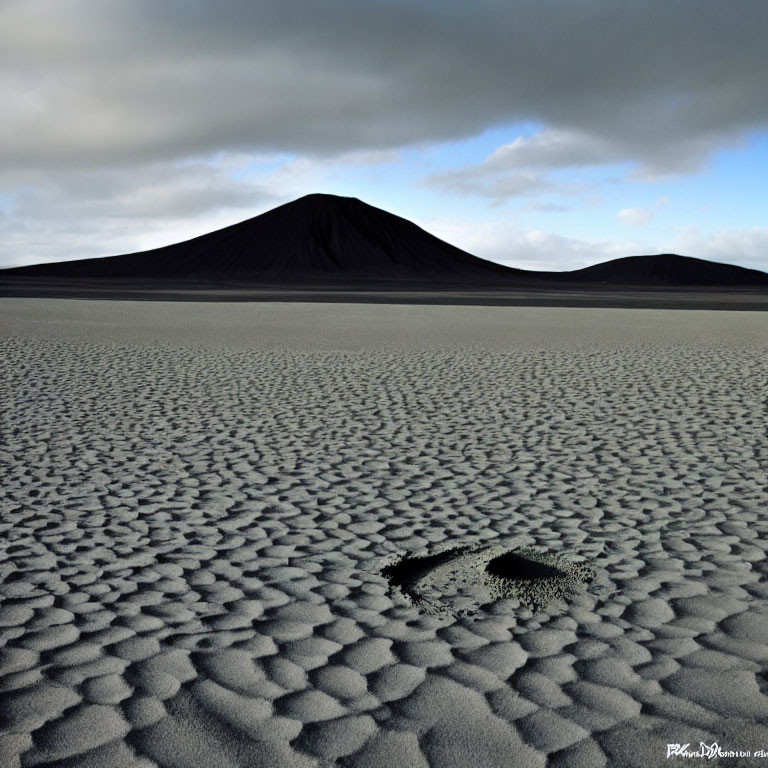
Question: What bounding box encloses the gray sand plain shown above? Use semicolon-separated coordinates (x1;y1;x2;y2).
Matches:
1;299;768;767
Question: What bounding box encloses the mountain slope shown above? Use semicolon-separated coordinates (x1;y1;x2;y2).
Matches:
5;193;527;283
4;196;768;288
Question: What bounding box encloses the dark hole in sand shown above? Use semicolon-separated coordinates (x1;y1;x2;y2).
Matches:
380;545;471;590
486;552;564;581
381;544;595;616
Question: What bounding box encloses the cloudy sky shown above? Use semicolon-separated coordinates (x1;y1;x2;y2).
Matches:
2;0;767;272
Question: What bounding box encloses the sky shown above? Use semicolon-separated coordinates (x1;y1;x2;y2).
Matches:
1;0;767;273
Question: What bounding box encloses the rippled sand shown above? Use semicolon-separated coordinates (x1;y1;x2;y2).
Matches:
1;300;768;767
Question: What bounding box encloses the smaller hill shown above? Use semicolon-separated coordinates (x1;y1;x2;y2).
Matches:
555;253;768;286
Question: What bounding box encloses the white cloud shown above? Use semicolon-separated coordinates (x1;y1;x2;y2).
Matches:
0;150;397;268
0;154;282;267
425;129;615;202
617;197;670;227
427;168;558;200
617;207;654;227
415;215;650;272
671;226;768;271
486;130;619;170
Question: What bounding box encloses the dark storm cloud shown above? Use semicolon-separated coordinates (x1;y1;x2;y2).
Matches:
8;161;272;221
2;0;767;173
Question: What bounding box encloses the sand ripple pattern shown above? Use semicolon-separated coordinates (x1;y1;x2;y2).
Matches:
2;304;768;767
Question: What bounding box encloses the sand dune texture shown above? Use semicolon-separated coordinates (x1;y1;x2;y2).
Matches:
2;300;768;767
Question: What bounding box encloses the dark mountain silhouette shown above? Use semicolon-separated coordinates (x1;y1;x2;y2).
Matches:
3;194;767;289
4;193;528;283
549;253;768;286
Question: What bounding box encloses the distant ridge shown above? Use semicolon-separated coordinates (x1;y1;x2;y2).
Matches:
552;253;768;287
3;193;768;288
